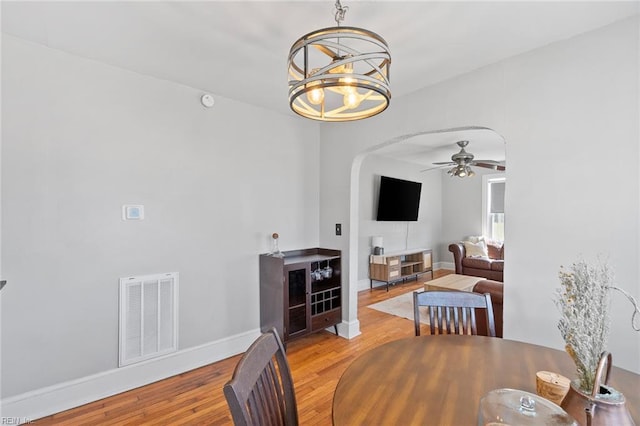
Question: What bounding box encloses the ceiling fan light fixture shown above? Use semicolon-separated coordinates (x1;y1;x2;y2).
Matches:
447;164;476;178
288;0;391;122
436;140;502;178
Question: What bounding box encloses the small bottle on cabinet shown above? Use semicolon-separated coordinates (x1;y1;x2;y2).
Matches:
269;233;284;258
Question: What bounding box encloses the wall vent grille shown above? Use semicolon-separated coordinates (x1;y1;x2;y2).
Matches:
119;272;178;367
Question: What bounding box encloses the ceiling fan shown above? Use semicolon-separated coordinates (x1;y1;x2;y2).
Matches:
427;140;505;178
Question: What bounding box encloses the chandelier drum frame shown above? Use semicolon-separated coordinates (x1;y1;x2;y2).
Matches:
288;25;391;122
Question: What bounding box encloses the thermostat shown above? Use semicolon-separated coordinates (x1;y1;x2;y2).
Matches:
122;205;144;220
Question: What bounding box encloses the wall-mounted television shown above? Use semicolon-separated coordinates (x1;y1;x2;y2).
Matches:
376;176;422;221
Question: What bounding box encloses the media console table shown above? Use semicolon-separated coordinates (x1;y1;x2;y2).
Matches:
369;248;432;291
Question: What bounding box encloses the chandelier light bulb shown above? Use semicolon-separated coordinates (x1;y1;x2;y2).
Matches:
339;61;357;94
306;84;325;105
305;69;325;105
343;92;362;109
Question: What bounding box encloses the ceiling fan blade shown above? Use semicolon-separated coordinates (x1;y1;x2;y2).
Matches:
432;161;455;165
421;164;451;173
472;159;502;164
473;161;506;171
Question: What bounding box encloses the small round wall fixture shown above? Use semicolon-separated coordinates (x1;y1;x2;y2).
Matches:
288;0;391;122
200;93;215;108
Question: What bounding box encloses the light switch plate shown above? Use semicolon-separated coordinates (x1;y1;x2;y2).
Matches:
122;205;144;220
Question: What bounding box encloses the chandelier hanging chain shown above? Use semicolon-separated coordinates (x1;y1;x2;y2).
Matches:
334;0;348;26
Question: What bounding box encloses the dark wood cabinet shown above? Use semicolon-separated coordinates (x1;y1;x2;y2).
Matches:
260;248;341;343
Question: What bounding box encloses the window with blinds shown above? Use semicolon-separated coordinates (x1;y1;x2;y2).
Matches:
484;177;505;242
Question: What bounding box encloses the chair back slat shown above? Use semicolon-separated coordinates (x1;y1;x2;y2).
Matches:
254;367;279;424
469;308;477;335
414;290;496;337
224;328;299;426
452;307;459;334
460;307;467;334
263;360;285;422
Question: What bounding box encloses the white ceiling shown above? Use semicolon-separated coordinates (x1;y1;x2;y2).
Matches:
3;1;638;168
373;127;508;170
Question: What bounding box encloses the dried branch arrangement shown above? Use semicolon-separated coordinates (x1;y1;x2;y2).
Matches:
554;259;612;393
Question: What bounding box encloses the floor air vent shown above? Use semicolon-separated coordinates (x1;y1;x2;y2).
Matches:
119;272;178;367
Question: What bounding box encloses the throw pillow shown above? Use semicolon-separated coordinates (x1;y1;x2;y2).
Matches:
467;235;485;244
463;240;488;258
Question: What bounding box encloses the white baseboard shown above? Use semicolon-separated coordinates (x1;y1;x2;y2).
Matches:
357;278;371;292
1;328;261;423
435;262;454;271
360;279;393;292
336;319;361;339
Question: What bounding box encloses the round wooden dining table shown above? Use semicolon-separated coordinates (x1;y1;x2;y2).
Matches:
332;335;639;425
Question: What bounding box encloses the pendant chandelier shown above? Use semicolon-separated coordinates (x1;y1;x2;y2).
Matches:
288;0;391;122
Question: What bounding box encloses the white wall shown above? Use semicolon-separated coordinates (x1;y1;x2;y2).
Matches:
500;17;639;370
1;36;320;398
357;155;442;289
320;17;640;372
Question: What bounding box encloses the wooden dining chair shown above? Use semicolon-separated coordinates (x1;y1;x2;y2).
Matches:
413;290;496;337
223;328;299;426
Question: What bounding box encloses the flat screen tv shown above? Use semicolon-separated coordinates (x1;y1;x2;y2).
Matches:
376;176;422;221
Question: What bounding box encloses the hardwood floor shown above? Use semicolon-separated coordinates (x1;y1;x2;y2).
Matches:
34;271;450;425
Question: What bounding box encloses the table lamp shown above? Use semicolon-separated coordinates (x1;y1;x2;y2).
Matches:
372;236;384;255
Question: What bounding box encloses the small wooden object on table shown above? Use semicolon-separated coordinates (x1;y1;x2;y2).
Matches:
536;371;570;406
423;273;484;293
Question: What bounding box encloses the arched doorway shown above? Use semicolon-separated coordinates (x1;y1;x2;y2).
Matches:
342;126;506;337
